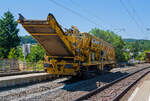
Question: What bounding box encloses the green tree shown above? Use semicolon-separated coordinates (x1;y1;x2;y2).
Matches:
8;48;19;59
124;39;150;60
26;44;45;62
89;28;126;62
0;11;20;58
136;50;150;61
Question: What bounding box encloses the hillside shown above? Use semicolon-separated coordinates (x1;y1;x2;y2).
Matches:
124;38;150;51
20;35;37;44
124;38;150;42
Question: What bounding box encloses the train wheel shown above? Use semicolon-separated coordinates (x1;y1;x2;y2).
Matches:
81;72;94;79
96;64;104;74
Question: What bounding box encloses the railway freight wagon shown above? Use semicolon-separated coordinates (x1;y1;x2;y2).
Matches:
146;52;150;63
18;13;116;77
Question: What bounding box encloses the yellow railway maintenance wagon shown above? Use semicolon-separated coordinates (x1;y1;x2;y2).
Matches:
18;13;116;77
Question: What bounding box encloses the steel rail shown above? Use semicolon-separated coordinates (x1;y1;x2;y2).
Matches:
74;66;150;101
111;70;150;101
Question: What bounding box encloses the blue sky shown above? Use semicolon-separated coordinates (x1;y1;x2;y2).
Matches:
0;0;150;39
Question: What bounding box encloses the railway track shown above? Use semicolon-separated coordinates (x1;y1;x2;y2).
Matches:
75;66;150;101
0;63;149;101
0;77;69;101
10;64;149;101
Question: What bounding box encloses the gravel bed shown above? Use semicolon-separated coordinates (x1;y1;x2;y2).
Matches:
88;68;150;101
16;63;150;101
120;70;150;101
0;63;149;101
0;78;68;101
110;63;150;73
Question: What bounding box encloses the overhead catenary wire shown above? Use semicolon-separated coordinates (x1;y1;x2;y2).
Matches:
126;0;145;28
69;0;108;29
119;0;144;33
62;0;124;34
48;0;105;29
126;0;148;38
